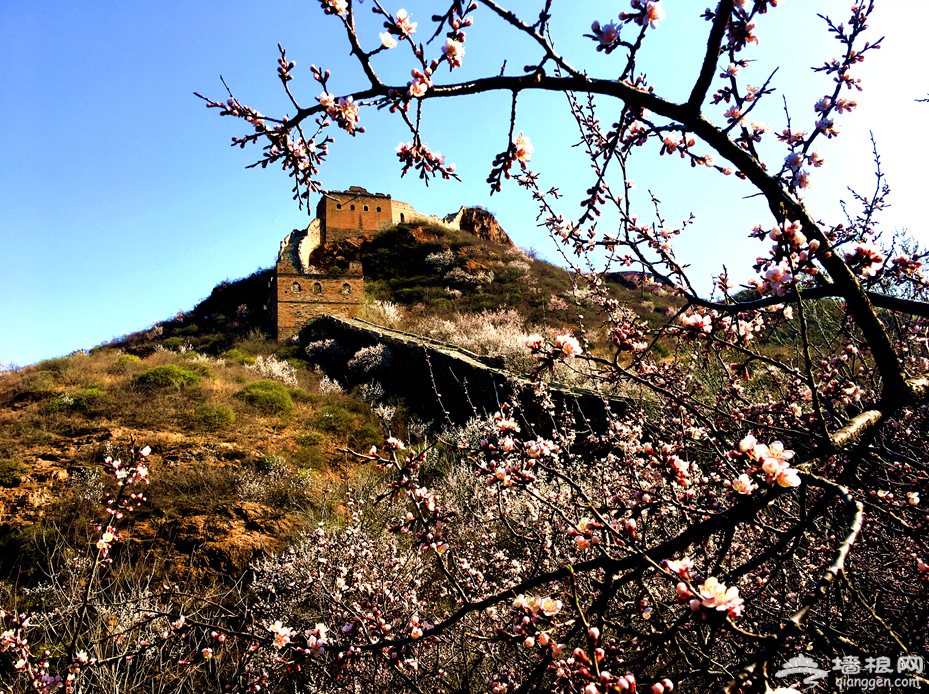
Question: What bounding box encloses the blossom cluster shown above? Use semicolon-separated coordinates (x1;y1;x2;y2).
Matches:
318;92;362;135
245;354;299;387
620;1;666;30
737;435;801;488
677;576;745;619
395;140;459;182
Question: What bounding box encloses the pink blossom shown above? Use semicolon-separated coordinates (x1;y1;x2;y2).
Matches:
386;436;406;450
732;474;758;495
690;576;744;618
808;150;826;167
775;468;801;487
496;415;520;433
379;32;397;49
395;9;417;36
527;438;556;458
539;597;563;616
324;0;348;15
408;70;432;98
660;135;679;155
814;97;832;113
592;20;620;46
749;121;770;140
442;38;465;68
514;131;534;162
553;333;582;356
640;1;666;30
269;621;296;650
525;334;544;351
844;242;884;277
665;557;694;577
815;118;840;138
680;313;712;333
784;152;803;172
720;63;739;78
834;97;857;113
764;260;792;295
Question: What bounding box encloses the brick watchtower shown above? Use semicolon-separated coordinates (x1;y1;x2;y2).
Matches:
271;187;422;341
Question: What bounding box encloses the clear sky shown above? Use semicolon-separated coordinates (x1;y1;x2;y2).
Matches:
1;1;926;367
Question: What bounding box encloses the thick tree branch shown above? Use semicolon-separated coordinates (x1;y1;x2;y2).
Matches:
688;0;733;111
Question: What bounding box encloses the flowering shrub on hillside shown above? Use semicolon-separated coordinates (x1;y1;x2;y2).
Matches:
245;354;298;388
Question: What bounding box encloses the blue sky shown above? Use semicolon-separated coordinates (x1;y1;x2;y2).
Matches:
1;1;926;367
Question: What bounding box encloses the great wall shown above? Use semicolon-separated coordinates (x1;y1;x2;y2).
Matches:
302;315;627;432
270;186;512;341
273;186;626;430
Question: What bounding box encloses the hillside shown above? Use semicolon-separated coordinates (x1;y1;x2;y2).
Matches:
0;219;683;585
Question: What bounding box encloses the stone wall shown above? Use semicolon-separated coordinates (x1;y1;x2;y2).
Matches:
302;316;627;432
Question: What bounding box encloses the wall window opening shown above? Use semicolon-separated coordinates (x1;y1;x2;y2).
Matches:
342;283;352;294
291;282;301;293
313;282;322;294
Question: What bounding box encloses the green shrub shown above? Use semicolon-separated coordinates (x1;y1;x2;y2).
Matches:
353;423;381;450
174;324;200;337
0;458;26;488
0;522;56;578
273;346;306;363
288;388;313;404
70;386;106;411
193;403;237;431
46;387;103;413
184;362;215;379
296;431;327;447
235;380;294;414
256;453;287;473
161;337;185;351
291;445;327;470
133;365;202;390
36;357;73;377
312;405;355;437
222;348;255;365
109;354;142;374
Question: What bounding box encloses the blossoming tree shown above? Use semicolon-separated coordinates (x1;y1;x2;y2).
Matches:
4;1;928;693
192;4;929;689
